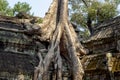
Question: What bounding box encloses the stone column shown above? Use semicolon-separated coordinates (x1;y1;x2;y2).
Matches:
17;73;24;80
106;53;114;80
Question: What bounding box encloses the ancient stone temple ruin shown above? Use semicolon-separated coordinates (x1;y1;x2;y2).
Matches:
0;15;71;80
0;15;43;80
0;14;120;80
82;16;120;80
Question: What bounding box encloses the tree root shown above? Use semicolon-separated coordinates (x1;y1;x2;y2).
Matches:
34;0;86;80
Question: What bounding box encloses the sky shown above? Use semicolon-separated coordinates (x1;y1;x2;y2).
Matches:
7;0;53;17
7;0;120;17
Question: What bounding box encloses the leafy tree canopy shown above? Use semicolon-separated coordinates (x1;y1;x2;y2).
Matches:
69;0;120;36
13;2;32;16
0;0;32;16
0;0;13;16
69;0;120;26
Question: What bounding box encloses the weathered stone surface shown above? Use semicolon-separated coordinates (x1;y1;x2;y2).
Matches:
82;16;120;80
0;15;46;79
0;15;72;80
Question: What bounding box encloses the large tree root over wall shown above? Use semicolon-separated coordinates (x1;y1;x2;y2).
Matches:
33;0;87;80
0;0;86;79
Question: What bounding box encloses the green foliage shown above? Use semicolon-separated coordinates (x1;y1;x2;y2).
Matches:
70;0;119;26
86;0;118;22
0;0;13;16
13;2;32;16
71;13;86;27
37;18;43;23
97;2;117;22
0;0;32;16
114;0;120;5
69;0;120;37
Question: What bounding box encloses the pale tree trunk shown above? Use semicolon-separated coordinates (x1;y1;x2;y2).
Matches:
34;0;86;80
0;0;87;80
